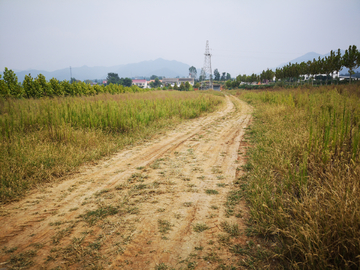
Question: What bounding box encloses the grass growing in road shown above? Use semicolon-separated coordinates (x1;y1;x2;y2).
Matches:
205;189;219;195
158;219;173;235
234;85;360;269
0;91;223;203
193;223;209;233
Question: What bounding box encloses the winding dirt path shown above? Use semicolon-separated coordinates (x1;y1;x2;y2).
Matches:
0;95;252;269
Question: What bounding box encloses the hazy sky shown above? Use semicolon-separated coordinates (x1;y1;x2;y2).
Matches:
1;0;359;76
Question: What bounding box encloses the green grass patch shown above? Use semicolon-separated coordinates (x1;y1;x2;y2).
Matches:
0;91;224;203
80;206;118;226
220;221;240;237
158;219;173;235
205;189;219;195
193;223;209;232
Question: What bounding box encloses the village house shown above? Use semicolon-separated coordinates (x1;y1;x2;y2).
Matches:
132;79;148;88
161;78;194;87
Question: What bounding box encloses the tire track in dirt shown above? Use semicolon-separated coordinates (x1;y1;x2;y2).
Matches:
0;94;252;269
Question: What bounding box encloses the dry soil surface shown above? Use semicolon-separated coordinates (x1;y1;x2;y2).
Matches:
0;95;252;269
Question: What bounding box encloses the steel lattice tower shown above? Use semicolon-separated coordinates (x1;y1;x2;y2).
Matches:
202;40;212;89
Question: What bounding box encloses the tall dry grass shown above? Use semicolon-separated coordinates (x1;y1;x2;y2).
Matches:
0;91;223;203
236;85;360;269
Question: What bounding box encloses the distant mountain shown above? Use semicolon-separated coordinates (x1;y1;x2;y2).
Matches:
276;49;359;74
14;58;190;82
113;58;190;78
15;65;123;82
278;52;323;67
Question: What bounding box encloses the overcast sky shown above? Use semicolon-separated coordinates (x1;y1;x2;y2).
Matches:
1;0;359;77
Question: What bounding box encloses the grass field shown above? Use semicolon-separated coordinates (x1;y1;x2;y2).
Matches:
0;91;224;203
231;84;360;269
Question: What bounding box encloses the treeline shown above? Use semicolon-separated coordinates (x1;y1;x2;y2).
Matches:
0;68;151;99
224;45;360;89
224;71;273;89
275;45;360;84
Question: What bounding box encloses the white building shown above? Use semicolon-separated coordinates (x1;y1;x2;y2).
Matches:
132;79;148;88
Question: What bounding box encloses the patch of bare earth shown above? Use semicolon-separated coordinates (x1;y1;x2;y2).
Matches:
0;95;252;269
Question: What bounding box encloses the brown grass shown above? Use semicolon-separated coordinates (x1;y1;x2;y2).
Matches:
233;85;360;269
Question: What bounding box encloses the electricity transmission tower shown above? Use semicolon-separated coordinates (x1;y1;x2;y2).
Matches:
202;40;212;89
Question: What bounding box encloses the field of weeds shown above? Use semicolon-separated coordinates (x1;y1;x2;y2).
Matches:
233;85;360;269
0;91;224;203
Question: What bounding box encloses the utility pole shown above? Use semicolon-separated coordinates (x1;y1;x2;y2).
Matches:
202;40;213;89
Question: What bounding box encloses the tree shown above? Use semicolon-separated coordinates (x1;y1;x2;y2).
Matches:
275;68;283;81
265;69;274;81
3;67;23;98
260;70;266;83
0;74;9;97
250;73;257;83
154;78;162;87
120;78;132;87
231;80;239;88
150;78;162;88
106;73;120;84
226;73;231;80
326;50;336;84
333;49;343;84
189;66;197;79
150;75;158;80
185;81;191;91
342;45;360;84
50;78;64;96
309;58;318;85
37;74;53;97
298;62;307;83
221;72;226;81
214;69;220;81
23;74;37;98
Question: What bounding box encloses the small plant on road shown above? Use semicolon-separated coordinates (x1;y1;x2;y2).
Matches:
193;223;209;232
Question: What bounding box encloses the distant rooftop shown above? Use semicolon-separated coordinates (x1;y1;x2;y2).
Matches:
132;79;147;83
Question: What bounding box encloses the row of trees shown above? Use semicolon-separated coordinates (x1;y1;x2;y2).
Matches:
188;66;232;82
274;45;360;84
0;68;151;99
213;69;231;81
222;73;263;88
226;45;359;89
106;73;132;86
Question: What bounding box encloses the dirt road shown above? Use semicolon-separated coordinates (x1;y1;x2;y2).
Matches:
0;94;252;269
